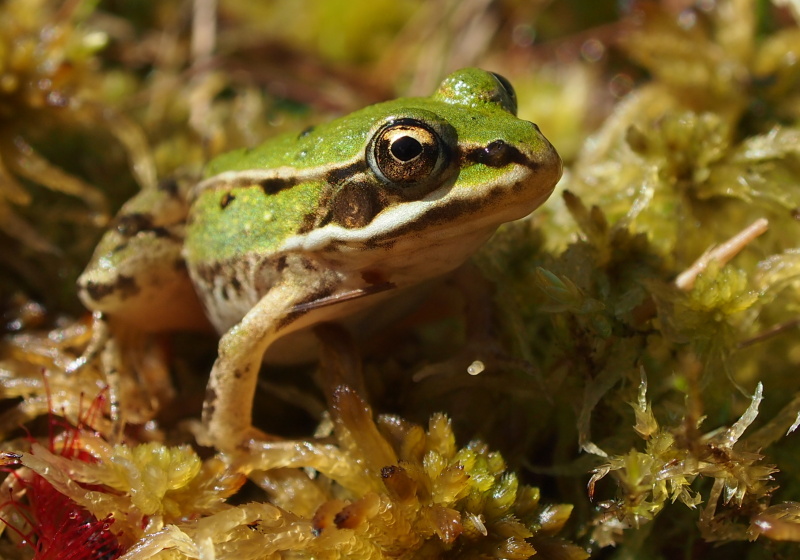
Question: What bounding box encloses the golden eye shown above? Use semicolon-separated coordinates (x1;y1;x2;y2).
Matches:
370;119;444;186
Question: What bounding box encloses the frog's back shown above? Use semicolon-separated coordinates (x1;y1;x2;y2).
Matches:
77;178;211;332
80;69;561;343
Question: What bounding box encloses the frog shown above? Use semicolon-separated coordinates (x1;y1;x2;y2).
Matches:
77;68;562;452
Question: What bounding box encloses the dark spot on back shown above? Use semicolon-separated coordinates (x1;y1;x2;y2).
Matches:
220;192;235;209
260;177;295;195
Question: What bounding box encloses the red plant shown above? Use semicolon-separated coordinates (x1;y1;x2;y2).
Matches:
0;377;123;560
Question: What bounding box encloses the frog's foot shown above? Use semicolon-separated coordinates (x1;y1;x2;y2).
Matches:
192;420;278;453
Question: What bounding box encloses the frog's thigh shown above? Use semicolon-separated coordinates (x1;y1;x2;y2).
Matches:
201;279;324;450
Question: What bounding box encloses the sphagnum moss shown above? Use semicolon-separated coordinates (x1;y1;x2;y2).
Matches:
5;1;800;558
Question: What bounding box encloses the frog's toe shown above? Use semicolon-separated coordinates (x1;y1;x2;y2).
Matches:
238;425;281;449
192;420;279;453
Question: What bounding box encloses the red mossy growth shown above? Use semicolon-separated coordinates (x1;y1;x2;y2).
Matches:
19;471;122;560
1;380;123;560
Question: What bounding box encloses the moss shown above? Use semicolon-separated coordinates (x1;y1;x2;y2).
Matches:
4;0;800;558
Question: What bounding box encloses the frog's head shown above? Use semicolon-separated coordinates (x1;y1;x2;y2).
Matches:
281;68;562;284
188;68;560;297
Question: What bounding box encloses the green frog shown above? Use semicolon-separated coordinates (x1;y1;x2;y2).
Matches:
77;68;562;451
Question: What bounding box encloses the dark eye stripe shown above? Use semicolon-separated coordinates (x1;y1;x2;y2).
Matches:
461;141;537;170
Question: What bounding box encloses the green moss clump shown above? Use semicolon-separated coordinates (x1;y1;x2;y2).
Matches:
4;0;800;558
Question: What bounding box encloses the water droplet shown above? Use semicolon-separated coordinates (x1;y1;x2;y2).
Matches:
467;361;484;376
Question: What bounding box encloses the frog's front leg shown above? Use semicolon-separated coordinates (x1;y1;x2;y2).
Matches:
200;273;338;451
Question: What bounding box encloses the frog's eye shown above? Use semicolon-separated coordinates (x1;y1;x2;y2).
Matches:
489;72;517;116
369;118;448;187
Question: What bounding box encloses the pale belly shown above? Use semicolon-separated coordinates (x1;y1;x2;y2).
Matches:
185;221;495;364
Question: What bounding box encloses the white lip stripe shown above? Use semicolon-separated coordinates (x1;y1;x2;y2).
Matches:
280;164;531;252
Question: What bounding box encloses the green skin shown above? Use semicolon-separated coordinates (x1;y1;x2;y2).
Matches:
190;71;548;264
77;68;562;450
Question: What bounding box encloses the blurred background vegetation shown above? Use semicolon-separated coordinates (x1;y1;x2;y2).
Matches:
3;0;800;558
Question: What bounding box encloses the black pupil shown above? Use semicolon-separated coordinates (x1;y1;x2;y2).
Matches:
391;135;423;161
